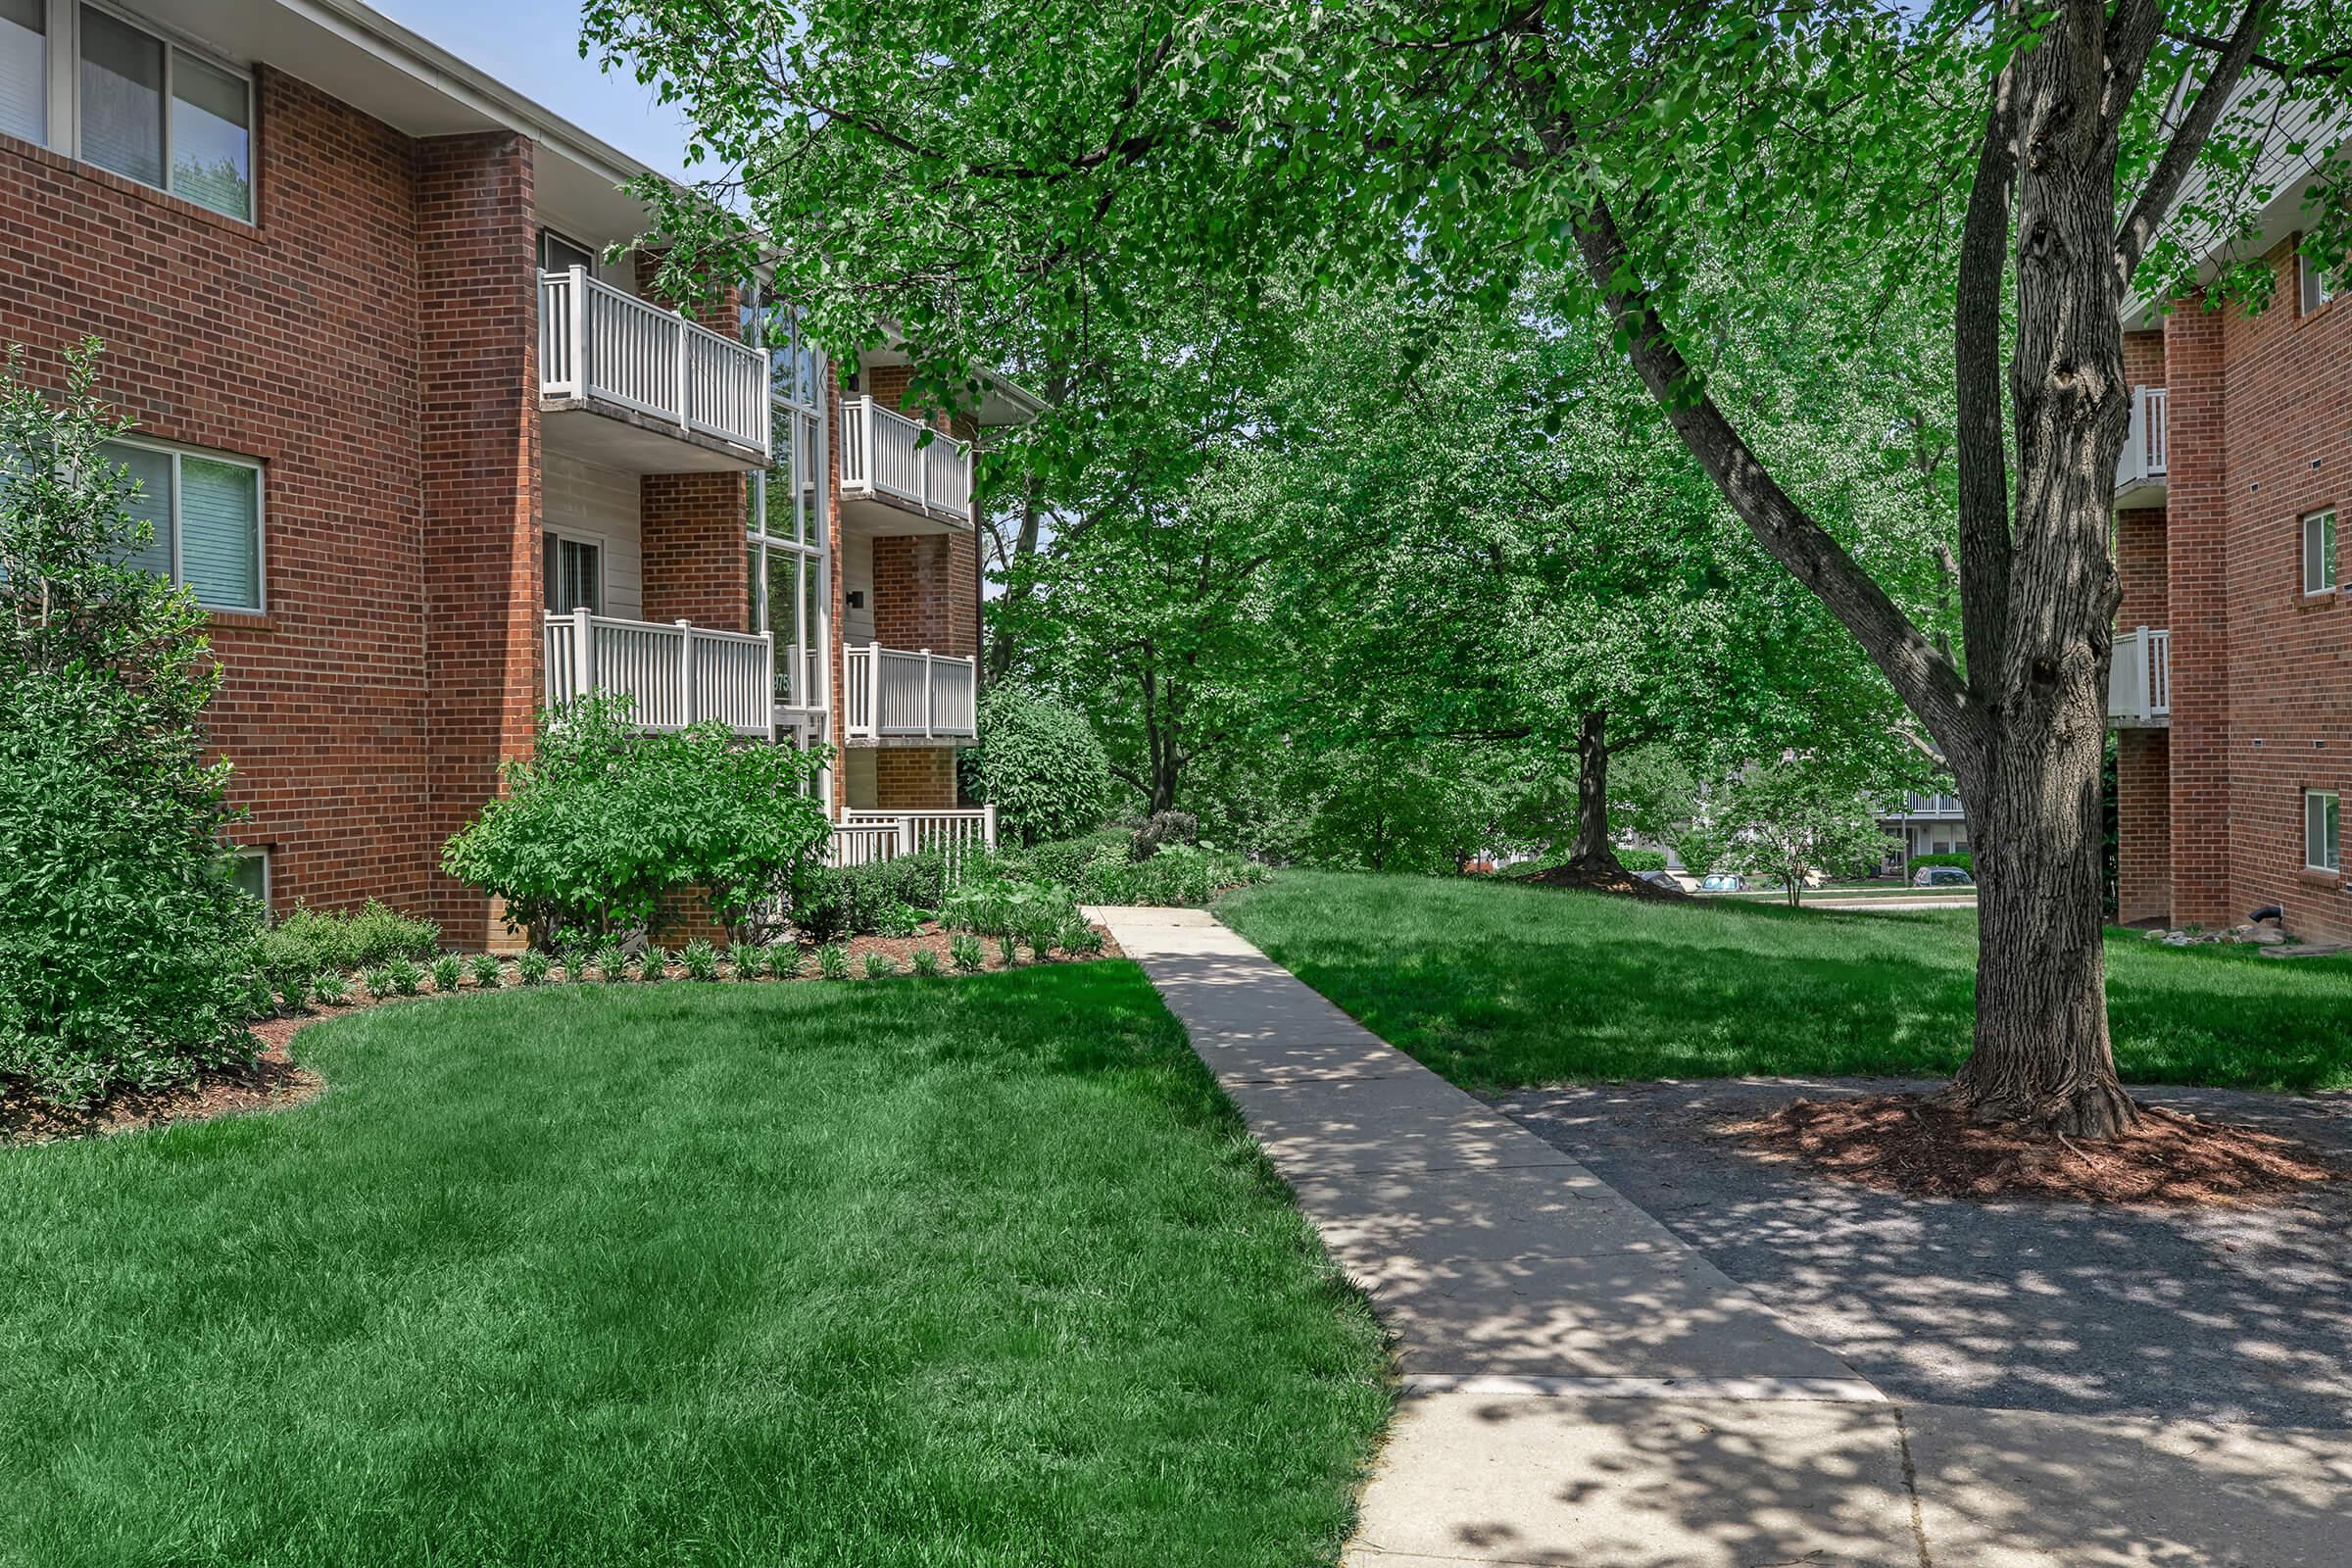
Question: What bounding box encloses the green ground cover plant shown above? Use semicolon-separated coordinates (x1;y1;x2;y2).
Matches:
0;970;1386;1567
1220;871;2352;1093
260;903;440;986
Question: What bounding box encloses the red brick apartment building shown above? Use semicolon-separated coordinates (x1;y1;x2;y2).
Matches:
0;0;1034;946
2111;120;2349;942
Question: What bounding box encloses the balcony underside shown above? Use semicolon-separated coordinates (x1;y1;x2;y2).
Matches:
2109;711;2172;730
2115;475;2168;509
542;400;765;474
840;490;971;535
841;732;979;749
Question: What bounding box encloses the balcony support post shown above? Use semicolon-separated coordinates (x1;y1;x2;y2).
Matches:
567;267;588;401
677;619;698;727
571;606;596;705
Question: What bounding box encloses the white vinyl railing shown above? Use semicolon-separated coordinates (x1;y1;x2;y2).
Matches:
836;396;972;521
2109;625;2172;724
540;268;771;458
544;609;775;737
2117;386;2168;492
828;807;998;870
842;643;979;738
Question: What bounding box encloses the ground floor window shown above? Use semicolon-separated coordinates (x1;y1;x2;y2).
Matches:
2308;790;2341;873
104;436;263;611
228;847;270;913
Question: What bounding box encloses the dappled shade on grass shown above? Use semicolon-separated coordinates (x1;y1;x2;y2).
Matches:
0;965;1387;1568
1219;872;2352;1093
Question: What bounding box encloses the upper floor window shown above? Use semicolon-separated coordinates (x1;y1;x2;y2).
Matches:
2304;508;2337;597
539;227;597;279
0;0;43;146
2308;790;2342;874
2303;250;2338;316
105;436;263;611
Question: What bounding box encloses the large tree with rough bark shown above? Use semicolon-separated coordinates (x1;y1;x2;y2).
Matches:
583;0;2351;1134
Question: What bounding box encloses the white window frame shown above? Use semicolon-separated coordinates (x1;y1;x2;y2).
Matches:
2303;508;2337;597
538;226;599;281
105;432;266;612
2303;249;2338;317
228;845;270;913
2307;789;2342;874
743;280;832;741
541;526;606;615
37;1;256;222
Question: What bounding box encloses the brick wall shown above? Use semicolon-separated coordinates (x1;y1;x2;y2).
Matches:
2113;508;2169;629
2161;294;2235;928
872;534;981;659
874;748;959;809
0;71;443;921
2213;237;2351;938
416;131;542;948
2116;728;2172;923
642;473;750;629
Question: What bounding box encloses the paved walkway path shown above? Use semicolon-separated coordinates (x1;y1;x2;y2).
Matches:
1093;906;2352;1568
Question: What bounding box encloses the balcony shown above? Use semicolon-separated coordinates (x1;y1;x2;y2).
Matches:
829;808;999;869
539;269;771;473
843;643;979;740
837;396;972;533
2116;386;2167;506
2109;625;2172;727
543;610;775;738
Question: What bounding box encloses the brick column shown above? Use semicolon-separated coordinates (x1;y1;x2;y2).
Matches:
2163;298;2231;927
416;132;540;948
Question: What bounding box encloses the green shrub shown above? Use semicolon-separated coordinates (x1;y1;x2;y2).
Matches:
1012;829;1130;889
276;972;313;1015
911;949;942;977
998;933;1019;968
469;954;505;990
950;934;984;974
0;346;263;1104
363;965;396;1002
313;968;350;1005
515;951;552;987
441;694;830;943
596;943;629;985
732;943;768;979
962;686;1113;846
1060;916;1105;956
786;853;949;942
260;902;440;985
875;901;925;939
817;944;851;980
680;939;721;982
386;958;423;998
429;956;464;994
637;947;668;983
1910;851;1974;872
1616;847;1669;872
939;875;1083;942
861;952;897;979
1080;844;1266;906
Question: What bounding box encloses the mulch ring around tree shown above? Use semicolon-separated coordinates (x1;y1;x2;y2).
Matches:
1725;1092;2350;1206
3;920;1128;1148
1518;860;1689;900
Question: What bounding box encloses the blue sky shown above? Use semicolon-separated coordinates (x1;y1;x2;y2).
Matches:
375;0;699;178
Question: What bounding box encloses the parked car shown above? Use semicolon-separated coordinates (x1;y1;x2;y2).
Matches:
1699;872;1748;893
1634;869;1685;893
1913;866;1975;888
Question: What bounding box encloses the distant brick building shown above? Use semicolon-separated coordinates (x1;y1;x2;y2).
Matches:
2110;180;2349;939
1;0;1032;946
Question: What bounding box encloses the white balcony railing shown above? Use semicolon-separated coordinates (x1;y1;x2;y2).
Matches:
842;643;978;738
2117;386;2168;494
2109;625;2172;725
544;609;775;737
539;268;771;459
837;396;972;522
828;807;998;870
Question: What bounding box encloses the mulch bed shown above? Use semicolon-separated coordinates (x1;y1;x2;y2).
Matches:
1727;1092;2349;1206
4;920;1126;1149
1518;861;1689;900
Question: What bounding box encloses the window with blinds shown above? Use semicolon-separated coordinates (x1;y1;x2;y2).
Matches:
75;5;251;220
103;438;264;611
0;0;42;147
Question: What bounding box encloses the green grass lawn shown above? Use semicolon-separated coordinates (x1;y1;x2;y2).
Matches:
1220;870;2352;1093
0;966;1387;1568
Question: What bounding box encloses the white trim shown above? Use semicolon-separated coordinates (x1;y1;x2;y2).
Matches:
2309;789;2343;874
541;525;606;615
62;0;256;222
228;845;271;913
103;431;266;612
2302;508;2338;598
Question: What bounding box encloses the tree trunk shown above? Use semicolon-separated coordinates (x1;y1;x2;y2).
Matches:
1564;709;1623;872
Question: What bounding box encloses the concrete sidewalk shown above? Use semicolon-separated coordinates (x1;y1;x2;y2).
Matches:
1093;906;2352;1568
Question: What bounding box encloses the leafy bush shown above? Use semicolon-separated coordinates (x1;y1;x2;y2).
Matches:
1060;915;1105;956
469;954;505;990
997;934;1018;967
1910;851;1973;872
313;969;350;1005
595;943;628;984
950;934;984;974
441;694;830;944
911;949;942;977
1079;844;1267;906
1616;848;1669;872
429;956;464;994
861;953;897;979
817;944;851;980
1011;829;1129;889
784;852;947;942
1130;810;1199;859
680;939;721;982
938;876;1082;942
875;901;925;939
962;686;1113;846
260;902;440;985
515;951;552;987
0;346;261;1104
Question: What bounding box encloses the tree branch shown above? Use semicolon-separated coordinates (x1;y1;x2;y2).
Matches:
2115;2;2274;291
